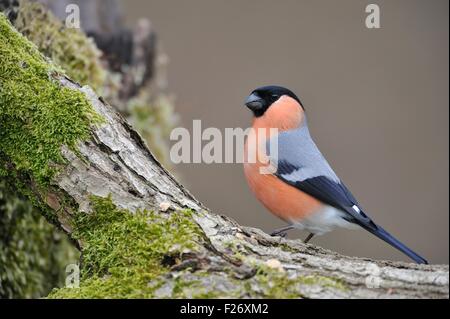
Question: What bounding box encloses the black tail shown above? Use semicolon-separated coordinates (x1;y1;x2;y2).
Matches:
364;225;428;264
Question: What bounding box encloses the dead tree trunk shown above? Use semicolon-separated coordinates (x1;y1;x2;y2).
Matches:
0;11;448;299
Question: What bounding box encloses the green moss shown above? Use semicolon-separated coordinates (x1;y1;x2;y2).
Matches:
75;196;202;278
0;13;101;185
171;276;203;298
0;181;80;298
47;266;168;299
279;242;300;253
48;196;204;298
13;1;106;91
248;265;347;298
223;240;248;262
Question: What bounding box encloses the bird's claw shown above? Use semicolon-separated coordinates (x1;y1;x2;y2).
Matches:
270;231;288;238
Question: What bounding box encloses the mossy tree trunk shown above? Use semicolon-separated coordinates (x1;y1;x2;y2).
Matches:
0;10;448;299
1;0;173;298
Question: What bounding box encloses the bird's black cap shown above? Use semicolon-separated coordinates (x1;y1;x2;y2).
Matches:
245;85;303;117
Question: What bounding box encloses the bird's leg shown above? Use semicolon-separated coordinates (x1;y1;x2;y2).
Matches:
270;225;295;238
303;233;314;244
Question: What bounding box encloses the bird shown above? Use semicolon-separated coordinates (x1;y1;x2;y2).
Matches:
243;85;427;264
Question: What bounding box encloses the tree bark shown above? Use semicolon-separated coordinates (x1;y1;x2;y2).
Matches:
0;9;448;299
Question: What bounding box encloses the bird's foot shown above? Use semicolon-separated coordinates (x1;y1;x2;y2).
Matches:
270;230;288;238
303;233;315;244
270;225;295;238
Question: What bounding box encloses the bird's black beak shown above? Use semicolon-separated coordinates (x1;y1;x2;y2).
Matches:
245;93;265;112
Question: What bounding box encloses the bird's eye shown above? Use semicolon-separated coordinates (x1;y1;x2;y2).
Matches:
271;94;280;99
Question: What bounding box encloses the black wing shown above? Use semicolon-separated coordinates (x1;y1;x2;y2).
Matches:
275;171;428;264
275;166;377;232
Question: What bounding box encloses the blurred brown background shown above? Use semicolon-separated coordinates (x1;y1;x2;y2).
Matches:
124;0;449;264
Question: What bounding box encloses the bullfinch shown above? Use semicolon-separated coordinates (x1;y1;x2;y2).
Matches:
243;85;427;264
